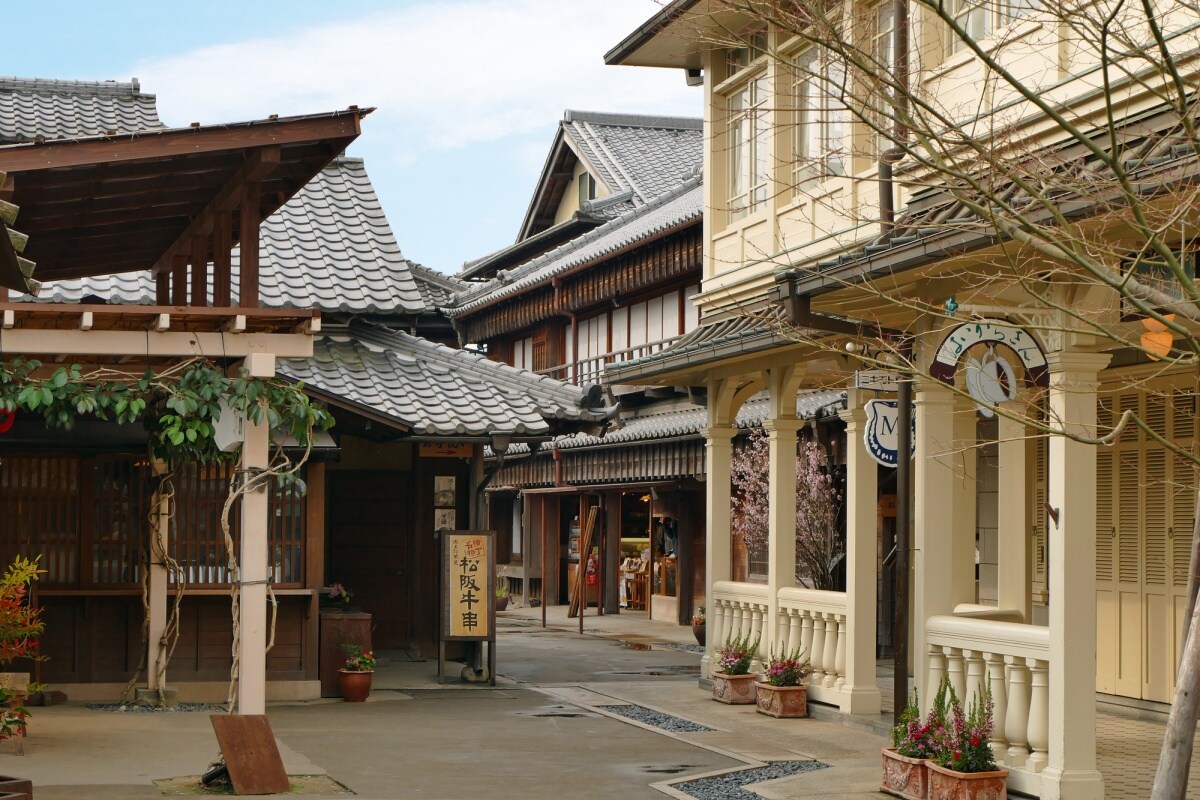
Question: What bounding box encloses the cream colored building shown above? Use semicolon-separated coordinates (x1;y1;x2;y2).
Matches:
605;2;1200;798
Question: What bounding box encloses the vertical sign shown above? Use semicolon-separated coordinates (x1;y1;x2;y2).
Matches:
442;531;495;641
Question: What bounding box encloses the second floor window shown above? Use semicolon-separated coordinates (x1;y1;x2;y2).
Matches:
871;1;899;155
944;0;1040;55
792;48;848;189
727;72;770;222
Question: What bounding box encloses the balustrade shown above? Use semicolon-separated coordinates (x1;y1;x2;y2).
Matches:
926;615;1050;795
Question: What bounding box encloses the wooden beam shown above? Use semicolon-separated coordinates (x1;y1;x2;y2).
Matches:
0;113;360;173
189;235;208;308
152;146;280;276
213;210;233;307
239;183;262;308
79;311;94;331
171;254;187;306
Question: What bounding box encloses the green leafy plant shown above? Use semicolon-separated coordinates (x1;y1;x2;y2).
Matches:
691;605;706;625
715;631;759;675
0;556;47;742
495;582;508;599
340;643;376;673
933;682;998;774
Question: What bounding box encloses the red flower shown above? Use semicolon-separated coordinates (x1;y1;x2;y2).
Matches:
971;735;981;746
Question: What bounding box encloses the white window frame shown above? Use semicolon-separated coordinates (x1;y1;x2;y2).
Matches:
726;70;771;223
944;0;1039;55
791;47;848;190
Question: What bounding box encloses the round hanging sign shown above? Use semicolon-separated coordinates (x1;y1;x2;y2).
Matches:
0;410;14;434
930;319;1048;388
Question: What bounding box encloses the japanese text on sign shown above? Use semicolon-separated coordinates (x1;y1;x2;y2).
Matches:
448;534;492;638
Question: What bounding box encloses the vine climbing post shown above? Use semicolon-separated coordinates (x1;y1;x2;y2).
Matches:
147;459;171;693
238;353;274;716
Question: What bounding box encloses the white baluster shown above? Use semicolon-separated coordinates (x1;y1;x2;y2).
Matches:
751;602;766;651
800;611;814;667
1026;658;1049;773
822;613;838;688
776;606;790;651
788;606;802;655
729;602;744;644
984;652;1008;763
926;647;946;714
945;646;966;704
834;614;847;690
964;649;984;706
1004;656;1030;768
711;599;727;656
809;615;827;687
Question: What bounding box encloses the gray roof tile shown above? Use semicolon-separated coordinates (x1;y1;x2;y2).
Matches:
279;320;610;437
0;77;165;143
453;179;701;314
28;158;448;315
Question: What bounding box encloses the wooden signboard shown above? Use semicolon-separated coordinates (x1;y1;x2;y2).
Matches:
439;531;496;685
210;714;289;796
421;442;473;458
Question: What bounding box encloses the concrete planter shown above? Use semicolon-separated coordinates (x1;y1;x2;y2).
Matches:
880;748;929;800
337;669;373;702
926;761;1008;800
710;671;758;704
754;682;807;718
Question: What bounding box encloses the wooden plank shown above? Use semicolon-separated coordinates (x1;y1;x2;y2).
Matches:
155;271;169;305
303;463;325;681
190;236;209;308
210;714;290;796
213;211;233;307
171;255;187;306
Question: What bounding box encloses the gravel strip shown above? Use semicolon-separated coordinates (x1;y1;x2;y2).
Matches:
87;702;229;713
596;703;714;733
672;760;829;799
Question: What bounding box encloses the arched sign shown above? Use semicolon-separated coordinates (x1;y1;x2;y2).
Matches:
930;319;1048;388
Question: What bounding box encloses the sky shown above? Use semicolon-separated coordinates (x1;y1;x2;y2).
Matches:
6;0;701;275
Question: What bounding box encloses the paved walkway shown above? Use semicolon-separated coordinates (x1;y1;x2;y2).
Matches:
0;603;1192;798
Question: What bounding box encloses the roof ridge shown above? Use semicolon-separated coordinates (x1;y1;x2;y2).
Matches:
0;76;152;97
453;175;703;307
563;109;702;131
579;120;646;202
408;260;466;289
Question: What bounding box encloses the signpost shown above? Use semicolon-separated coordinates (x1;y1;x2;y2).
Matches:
854;369;901;393
863;399;916;467
439;531;496;685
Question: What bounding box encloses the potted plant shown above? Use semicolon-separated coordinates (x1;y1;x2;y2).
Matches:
322;582;354;611
690;606;705;646
337;643;376;702
881;687;943;800
495;581;509;612
926;684;1008;799
755;646;811;718
710;632;760;704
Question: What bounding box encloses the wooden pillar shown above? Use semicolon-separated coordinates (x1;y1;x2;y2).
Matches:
603;491;621;614
155;271;170;305
303;462;326;682
676;489;695;626
839;389;883;714
213;211;233;307
171;254;187;306
239;183;262;308
146;459;171;690
952;395;978;604
189;236;208;307
238;352;275;714
1041;351;1109;800
997;400;1032;620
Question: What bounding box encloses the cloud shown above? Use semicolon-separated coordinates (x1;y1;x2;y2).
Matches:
133;0;700;154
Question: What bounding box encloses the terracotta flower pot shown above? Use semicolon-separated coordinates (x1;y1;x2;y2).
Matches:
711;671;758;704
338;669;373;702
881;748;929;800
495;595;509;612
691;622;705;646
926;761;1007;800
754;682;807;718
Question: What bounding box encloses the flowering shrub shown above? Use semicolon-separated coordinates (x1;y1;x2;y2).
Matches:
933;683;998;773
715;632;759;675
0;556;46;744
340;643;376;672
764;646;811;687
893;681;950;759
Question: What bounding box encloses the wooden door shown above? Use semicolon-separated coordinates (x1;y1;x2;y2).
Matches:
327;471;414;649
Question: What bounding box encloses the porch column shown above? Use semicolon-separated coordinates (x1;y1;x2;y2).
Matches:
839;389;882;714
146;459;171;691
1041;352;1109;800
913;381;973;703
764;416;803;657
952;394;978;604
701;424;736;677
997;401;1031;620
238;351;275;715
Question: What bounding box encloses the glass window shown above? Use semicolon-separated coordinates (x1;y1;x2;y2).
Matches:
871;1;898;155
726;73;770;221
945;0;1039;54
792;48;848;189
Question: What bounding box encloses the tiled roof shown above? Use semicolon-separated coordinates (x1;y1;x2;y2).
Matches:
498;389;845;456
278;320;611;437
0;77;165;143
0;179;36;294
28;158;447;316
453;179;701;314
563;111;702;207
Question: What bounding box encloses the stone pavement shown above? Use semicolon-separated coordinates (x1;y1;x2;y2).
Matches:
0;603;1191;798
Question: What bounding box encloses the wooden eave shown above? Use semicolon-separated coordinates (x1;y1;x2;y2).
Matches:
518;133;582;241
0;108;370;282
